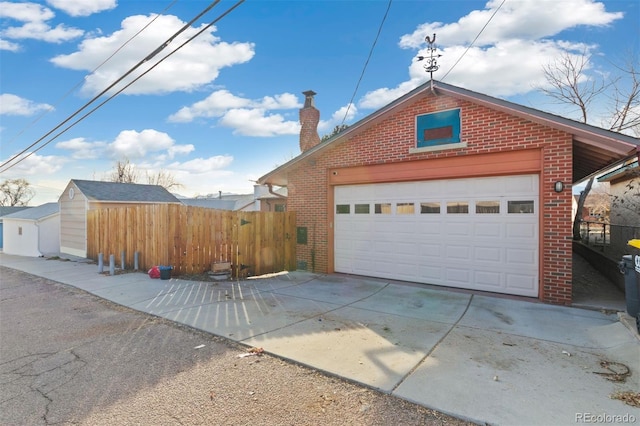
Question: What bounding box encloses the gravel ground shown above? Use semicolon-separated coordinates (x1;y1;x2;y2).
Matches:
1;267;473;426
83;345;471;426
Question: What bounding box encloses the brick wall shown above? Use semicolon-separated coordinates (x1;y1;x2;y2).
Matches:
288;93;573;304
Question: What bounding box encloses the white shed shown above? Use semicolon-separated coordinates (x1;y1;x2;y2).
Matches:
2;203;60;257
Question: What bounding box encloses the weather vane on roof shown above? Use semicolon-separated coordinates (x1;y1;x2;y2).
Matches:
416;33;441;80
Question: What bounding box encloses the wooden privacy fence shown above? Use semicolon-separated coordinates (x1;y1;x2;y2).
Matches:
87;204;296;277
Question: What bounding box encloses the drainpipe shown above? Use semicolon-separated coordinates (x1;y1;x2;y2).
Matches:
35;219;43;257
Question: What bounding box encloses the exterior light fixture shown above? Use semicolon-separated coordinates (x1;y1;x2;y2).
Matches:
554;181;564;193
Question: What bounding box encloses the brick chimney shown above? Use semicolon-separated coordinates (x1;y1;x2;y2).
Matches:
299;90;321;152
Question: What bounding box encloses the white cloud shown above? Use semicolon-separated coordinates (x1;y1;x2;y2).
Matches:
0;151;67;177
109;129;188;159
360;0;624;110
168;90;302;123
46;0;117;17
319;103;358;133
0;93;54;115
51;14;255;96
440;40;596;97
169;89;302;137
55;137;107;159
3;21;84;43
167;155;234;174
359;80;423;110
55;129;194;161
168;90;253;122
0;2;55;22
256;93;301;110
219;109;299;137
0;1;84;44
399;0;623;49
0;38;20;51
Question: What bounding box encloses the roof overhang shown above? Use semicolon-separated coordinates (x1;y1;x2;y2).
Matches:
259;80;639;186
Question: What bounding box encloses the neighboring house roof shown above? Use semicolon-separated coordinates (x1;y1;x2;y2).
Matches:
181;193;256;211
230;194;257;210
259;80;639;186
181;198;238;210
598;160;639;183
2;202;59;220
0;206;31;218
72;179;180;203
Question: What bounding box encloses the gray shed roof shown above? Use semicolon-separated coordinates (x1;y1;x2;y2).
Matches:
3;202;59;220
0;206;31;218
72;180;180;203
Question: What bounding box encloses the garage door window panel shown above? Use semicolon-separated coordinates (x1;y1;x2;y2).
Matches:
336;204;350;214
420;202;441;214
476;201;500;214
396;202;415;214
375;203;391;214
355;204;370;214
447;201;469;213
508;200;534;214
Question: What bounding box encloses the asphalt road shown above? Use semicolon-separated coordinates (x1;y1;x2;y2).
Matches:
0;266;238;425
0;266;470;426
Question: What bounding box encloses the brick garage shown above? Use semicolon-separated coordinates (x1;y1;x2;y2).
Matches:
259;81;639;304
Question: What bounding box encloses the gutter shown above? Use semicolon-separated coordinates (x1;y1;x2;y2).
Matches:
267;183;287;198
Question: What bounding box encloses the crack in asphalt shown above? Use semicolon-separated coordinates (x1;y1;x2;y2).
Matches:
0;350;87;425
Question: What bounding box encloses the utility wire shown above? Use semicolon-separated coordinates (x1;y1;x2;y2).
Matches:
440;0;506;81
0;0;246;174
3;0;179;148
341;0;392;126
0;0;223;172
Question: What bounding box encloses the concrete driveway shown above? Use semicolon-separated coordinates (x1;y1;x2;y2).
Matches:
1;253;638;425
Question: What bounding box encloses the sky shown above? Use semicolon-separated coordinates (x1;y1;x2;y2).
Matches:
0;0;638;205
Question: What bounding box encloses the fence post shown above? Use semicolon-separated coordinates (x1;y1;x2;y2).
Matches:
98;253;103;273
121;250;126;270
109;254;115;276
134;251;139;271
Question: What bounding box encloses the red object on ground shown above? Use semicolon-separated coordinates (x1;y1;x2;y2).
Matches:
148;266;160;279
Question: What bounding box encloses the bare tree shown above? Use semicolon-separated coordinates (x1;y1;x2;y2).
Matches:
539;49;608;124
606;54;640;137
145;169;183;191
610;169;640;225
539;49;640;239
0;178;35;206
106;158;182;191
107;158;140;183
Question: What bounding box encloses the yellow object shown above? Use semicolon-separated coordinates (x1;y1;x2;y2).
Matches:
628;239;640;249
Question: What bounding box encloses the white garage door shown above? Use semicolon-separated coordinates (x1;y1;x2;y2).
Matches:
334;175;539;297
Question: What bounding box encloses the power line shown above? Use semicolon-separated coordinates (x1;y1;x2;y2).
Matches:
3;0;179;148
341;0;393;126
440;0;506;81
0;0;224;173
0;0;246;174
